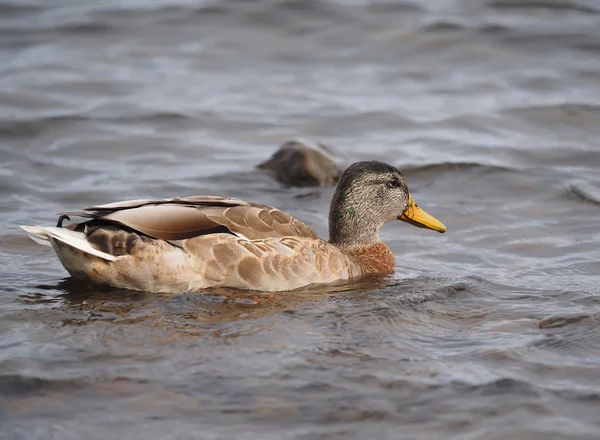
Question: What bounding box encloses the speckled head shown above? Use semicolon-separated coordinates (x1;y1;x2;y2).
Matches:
328;161;446;248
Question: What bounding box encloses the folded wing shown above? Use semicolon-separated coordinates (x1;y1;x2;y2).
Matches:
60;196;319;241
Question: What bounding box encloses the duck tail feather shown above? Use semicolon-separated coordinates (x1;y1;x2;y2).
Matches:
20;225;116;261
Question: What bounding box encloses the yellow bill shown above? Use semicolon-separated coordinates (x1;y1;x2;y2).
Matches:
398;195;446;233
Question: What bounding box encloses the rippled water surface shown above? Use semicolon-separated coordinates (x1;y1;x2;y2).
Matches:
2;0;600;438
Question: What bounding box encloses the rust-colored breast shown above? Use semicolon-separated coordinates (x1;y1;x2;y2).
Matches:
346;242;396;275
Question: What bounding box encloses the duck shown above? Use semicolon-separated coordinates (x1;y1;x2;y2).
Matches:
257;139;343;186
21;161;446;293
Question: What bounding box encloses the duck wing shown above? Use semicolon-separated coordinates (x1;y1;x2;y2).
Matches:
60;196;319;241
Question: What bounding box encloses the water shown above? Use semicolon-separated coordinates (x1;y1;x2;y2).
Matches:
2;0;600;438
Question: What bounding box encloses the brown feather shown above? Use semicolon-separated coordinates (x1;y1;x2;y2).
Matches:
59;197;318;242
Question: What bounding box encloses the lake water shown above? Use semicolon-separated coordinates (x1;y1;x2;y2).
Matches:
2;0;600;439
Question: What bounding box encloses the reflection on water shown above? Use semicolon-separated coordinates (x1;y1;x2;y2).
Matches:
2;0;600;438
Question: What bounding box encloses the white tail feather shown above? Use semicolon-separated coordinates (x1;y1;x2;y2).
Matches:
21;225;53;246
20;225;116;261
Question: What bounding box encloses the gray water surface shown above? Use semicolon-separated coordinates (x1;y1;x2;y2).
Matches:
2;0;600;439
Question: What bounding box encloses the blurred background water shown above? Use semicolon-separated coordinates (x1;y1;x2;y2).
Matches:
2;0;600;439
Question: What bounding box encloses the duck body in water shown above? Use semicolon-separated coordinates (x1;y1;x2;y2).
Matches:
22;161;446;293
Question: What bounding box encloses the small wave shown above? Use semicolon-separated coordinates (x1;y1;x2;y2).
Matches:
401;162;512;177
131;3;228;18
125;111;195;123
564;182;600;205
54;21;118;35
419;21;465;33
360;276;498;312
496;31;600;53
0;374;80;395
0;115;105;138
503;103;600;117
1;15;119;36
501;104;600;128
556;389;600;402
272;0;345;14
61;0;422;31
489;0;600;14
164;0;358;23
419;21;512;35
198;0;424;18
0;112;194;137
366;1;423;13
538;313;594;329
0;234;47;253
458;378;540;396
532;324;600;358
0;116;81;137
479;23;513;34
0;1;44;15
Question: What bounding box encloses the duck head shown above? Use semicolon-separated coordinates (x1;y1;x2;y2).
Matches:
328;161;446;247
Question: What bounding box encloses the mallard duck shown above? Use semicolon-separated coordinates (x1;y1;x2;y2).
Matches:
21;161;446;293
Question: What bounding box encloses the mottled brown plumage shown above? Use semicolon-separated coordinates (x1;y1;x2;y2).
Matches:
21;162;447;293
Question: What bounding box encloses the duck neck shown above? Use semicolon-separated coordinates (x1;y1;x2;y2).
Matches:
328;188;382;248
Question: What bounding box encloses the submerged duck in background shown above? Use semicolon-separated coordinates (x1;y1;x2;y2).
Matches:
257;139;343;186
21;161;446;293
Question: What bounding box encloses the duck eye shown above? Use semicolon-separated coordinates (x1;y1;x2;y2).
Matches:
387;178;401;189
